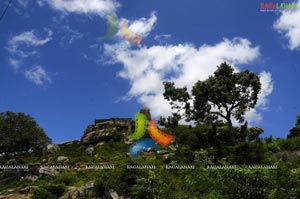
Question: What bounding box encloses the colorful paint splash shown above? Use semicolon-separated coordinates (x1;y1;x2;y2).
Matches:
120;19;144;45
148;119;173;147
102;13;119;40
129;112;147;140
128;112;173;157
130;138;158;157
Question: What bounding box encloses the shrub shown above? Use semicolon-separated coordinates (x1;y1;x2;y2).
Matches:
278;137;300;151
31;188;56;199
45;183;66;197
55;172;76;186
227;142;266;164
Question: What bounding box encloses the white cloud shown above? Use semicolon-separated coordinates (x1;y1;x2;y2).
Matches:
44;0;120;17
244;109;263;125
257;71;273;107
8;58;22;70
155;34;171;40
25;66;52;85
127;12;157;37
7;30;53;58
105;37;273;125
244;71;273;125
6;30;53;85
274;1;300;50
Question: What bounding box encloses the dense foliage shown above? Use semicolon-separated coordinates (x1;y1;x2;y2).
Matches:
0;111;51;160
0;124;300;199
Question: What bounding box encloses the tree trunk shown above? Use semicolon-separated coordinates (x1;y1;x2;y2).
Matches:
226;113;234;145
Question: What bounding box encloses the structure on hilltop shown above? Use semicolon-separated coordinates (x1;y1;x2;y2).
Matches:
81;108;152;145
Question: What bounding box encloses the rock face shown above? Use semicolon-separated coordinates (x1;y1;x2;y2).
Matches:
57;156;69;163
38;168;59;177
109;189;128;199
81;118;133;145
81;108;152;145
47;144;60;154
85;147;95;156
58;140;80;147
24;175;39;182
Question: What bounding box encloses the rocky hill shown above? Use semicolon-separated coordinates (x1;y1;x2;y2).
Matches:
2;107;299;199
0;108;157;199
81;118;133;145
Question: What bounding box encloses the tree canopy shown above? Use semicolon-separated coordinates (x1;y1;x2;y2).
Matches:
0;111;51;158
163;62;261;127
287;115;300;138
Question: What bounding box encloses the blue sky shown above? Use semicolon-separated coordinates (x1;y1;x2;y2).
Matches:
0;0;300;143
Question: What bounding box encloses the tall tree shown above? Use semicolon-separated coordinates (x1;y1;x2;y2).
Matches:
163;62;261;127
0;111;51;158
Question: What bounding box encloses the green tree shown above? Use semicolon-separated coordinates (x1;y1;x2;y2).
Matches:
247;127;264;142
287;115;300;138
0;111;51;159
163;62;261;127
158;113;181;129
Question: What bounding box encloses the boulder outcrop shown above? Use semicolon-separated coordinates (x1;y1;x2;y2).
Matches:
47;144;60;154
85;147;95;156
81;118;133;145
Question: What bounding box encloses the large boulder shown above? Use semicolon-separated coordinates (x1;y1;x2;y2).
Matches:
85;147;95;156
60;181;94;199
38;168;59;177
57;156;69;163
109;189;129;199
58;140;80;147
47;144;60;154
24;175;39;182
81;118;133;145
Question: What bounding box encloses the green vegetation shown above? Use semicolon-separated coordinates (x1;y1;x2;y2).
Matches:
1;64;300;198
1;120;300;198
0;111;51;162
31;183;66;199
161;62;261;128
287;115;300;138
